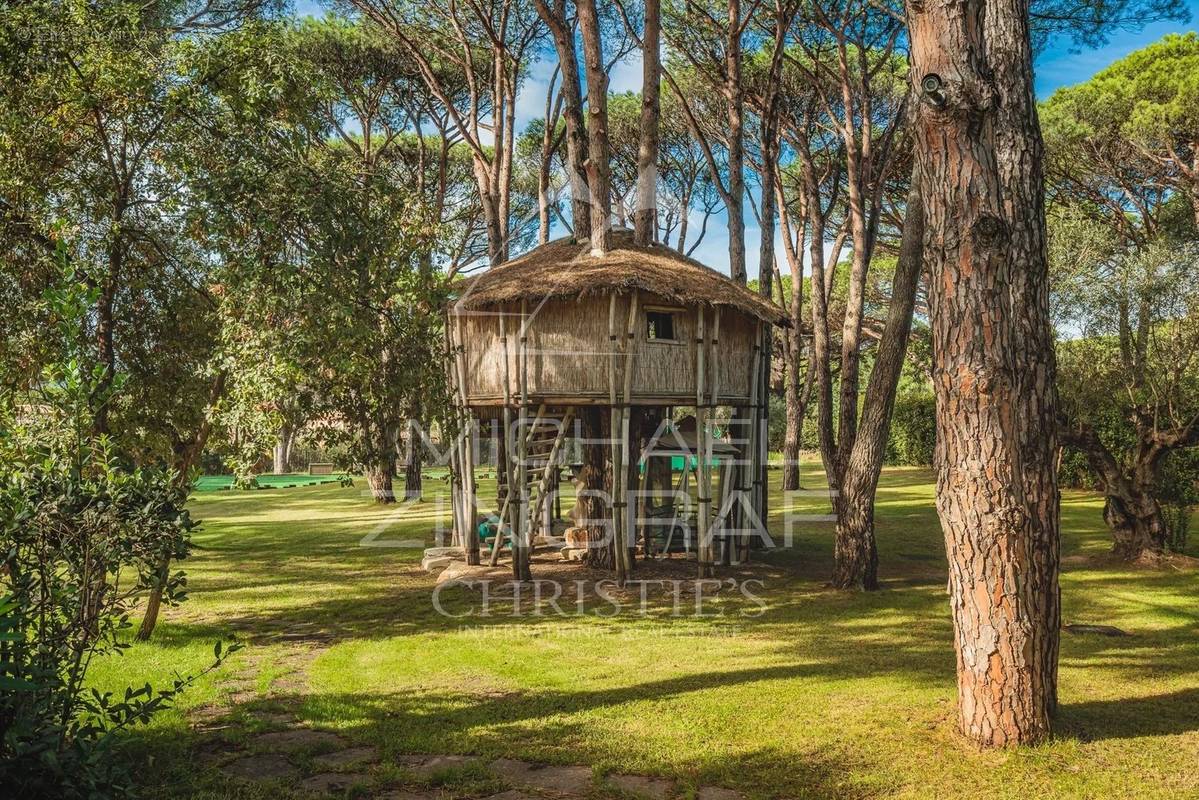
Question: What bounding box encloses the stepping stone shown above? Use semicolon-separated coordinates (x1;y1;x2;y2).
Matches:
400;754;479;777
424;546;461;558
437;562;507;585
314;746;379;769
422;555;456;572
253;729;344;751
222;753;300;781
610;774;673;799
299;772;370;793
697;788;743;800
489;759;592;794
254;712;298;726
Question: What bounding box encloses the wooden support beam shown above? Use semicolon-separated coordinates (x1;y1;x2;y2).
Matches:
695;306;713;578
514;299;532;581
451;310;480;564
618;292;641;578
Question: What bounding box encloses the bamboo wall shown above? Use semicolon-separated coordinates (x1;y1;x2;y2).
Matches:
458;293;758;406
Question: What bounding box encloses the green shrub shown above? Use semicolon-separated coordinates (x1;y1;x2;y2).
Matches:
1158;449;1199;554
887;393;936;466
0;259;236;798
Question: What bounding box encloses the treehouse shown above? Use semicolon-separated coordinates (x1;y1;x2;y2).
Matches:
444;229;788;580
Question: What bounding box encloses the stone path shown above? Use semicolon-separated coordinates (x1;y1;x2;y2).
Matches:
195;625;746;799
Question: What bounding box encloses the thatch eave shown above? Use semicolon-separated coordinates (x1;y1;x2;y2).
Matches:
451;230;790;327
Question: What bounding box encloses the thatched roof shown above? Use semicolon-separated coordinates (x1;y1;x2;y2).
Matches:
454;230;789;326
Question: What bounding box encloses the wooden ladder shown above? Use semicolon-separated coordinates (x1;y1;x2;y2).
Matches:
489;407;574;565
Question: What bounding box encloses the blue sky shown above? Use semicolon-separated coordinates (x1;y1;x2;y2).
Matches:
293;0;1197;277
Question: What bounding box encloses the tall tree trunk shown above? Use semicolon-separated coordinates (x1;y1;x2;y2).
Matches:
137;371;227;641
724;0;746;283
577;0;612;256
366;420;397;504
534;0;592;241
778;183;807;492
832;173;924;591
1105;492;1168;560
404;415;422;501
577;407;613;569
1061;423;1168;561
906;0;1059;747
985;0;1062;713
634;0;661;246
273;423;293;475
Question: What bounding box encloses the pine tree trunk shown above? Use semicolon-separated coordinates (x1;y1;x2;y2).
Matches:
781;340;805;491
985;0;1062;714
577;0;612;256
907;0;1059;747
404;416;423;501
832;173;925;591
273;424;292;474
634;0;660;246
578;407;613;569
533;0;591;241
366;462;395;504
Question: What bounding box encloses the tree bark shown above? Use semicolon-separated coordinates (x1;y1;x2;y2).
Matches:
578;407;613;569
273;424;293;475
534;0;592;241
1060;423;1169;561
832;172;924;591
724;0;746;283
634;0;661;246
577;0;612;256
1105;492;1168;560
366;460;395;504
985;0;1062;712
137;370;227;641
906;0;1060;747
404;416;422;501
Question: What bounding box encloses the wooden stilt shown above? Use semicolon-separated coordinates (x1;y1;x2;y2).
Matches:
515;299;532;582
757;323;770;540
493;306;516;567
607;293;625;583
695;306;713;578
452;311;480;565
618;292;641;577
742;321;763;562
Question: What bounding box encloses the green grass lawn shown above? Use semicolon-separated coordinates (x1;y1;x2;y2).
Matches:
92;459;1199;799
193;473;347;492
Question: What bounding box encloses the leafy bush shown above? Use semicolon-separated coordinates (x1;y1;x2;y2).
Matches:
0;260;236;797
886;392;937;466
1158;449;1199;554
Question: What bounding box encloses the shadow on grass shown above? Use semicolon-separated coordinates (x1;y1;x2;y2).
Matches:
1058;687;1199;741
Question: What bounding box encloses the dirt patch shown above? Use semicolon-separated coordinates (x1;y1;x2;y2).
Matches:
221;753;300;781
252;728;344;751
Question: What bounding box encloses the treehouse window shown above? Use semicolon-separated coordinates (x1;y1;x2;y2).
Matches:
646;310;677;342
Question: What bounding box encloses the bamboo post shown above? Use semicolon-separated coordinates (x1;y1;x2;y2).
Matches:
452;312;480;565
717;457;735;565
492;306;517;566
742;321;763;562
757;323;770;537
443;313;465;549
695;306;713;578
607;293;625;582
709;308;722;565
619;292;641;576
514;299;532;581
